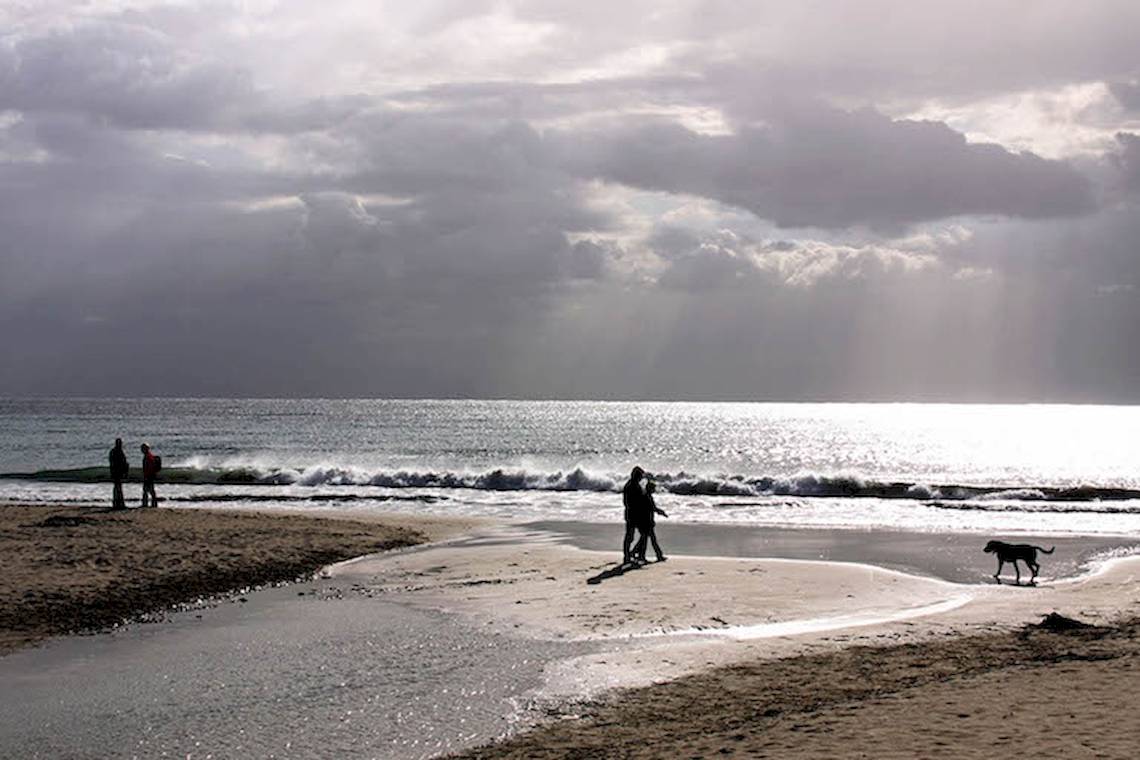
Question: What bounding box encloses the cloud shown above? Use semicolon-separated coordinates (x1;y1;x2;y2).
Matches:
656;241;755;291
565;240;609;280
558;105;1095;230
0;113;615;396
1109;81;1140;112
1114;132;1140;193
2;1;1140;400
649;226;945;292
0;20;364;133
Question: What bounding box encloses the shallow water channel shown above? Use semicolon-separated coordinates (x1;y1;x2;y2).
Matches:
0;579;596;759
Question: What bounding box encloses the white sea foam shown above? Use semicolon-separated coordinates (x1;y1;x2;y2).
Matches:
977;489;1047;501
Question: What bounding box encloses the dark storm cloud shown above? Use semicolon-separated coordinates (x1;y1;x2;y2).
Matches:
0;181;605;396
0;117;317;212
0;110;609;396
384;76;1097;229
557;108;1095;230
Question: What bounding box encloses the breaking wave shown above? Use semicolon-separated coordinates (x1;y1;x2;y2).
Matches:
6;464;1140;503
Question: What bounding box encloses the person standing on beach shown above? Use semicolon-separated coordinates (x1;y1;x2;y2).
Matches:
140;443;160;508
109;438;128;510
622;466;646;564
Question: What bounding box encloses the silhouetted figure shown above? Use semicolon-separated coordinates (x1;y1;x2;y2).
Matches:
140;443;160;508
984;540;1054;585
109;438;129;510
633;480;668;563
622;466;646;564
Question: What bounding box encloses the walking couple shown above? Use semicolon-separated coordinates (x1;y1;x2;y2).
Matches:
621;466;668;565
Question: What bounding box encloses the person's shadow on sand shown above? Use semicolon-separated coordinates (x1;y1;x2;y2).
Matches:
586;562;644;585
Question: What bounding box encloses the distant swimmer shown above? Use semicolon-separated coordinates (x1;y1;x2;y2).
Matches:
140;443;162;508
109;438;128;510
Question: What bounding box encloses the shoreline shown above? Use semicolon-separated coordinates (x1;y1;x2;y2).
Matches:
525;519;1140;584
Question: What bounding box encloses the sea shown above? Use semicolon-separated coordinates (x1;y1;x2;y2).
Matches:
3;398;1140;537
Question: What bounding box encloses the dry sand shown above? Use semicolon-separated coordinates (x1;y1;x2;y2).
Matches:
0;504;444;654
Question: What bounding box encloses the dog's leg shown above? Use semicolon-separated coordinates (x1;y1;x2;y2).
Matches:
1029;561;1039;585
1013;560;1021;585
994;558;1003;582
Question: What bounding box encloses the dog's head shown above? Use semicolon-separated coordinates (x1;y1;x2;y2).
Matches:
983;540;1002;554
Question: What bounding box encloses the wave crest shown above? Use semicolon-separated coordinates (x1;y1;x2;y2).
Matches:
5;465;1140;503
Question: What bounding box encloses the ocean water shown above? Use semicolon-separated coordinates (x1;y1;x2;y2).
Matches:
2;398;1140;536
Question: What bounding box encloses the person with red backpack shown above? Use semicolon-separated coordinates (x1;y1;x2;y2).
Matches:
140;443;162;508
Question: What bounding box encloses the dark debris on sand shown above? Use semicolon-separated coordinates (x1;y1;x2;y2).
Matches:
1030;611;1100;632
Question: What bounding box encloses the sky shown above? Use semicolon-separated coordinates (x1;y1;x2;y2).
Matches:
1;1;1139;401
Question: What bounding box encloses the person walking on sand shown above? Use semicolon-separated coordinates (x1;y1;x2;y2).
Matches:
140;443;161;508
633;479;668;563
622;466;646;564
109;438;129;510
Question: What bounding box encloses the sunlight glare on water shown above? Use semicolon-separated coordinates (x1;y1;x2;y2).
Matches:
2;399;1140;534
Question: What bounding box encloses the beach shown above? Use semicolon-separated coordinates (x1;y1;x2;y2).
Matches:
5;0;1139;751
3;504;1140;758
0;504;478;654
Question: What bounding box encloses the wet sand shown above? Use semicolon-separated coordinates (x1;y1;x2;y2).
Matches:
528;519;1140;584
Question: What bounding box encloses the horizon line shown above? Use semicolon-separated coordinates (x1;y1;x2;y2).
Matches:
1;395;1137;407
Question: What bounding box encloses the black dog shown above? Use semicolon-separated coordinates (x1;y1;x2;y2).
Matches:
983;540;1055;585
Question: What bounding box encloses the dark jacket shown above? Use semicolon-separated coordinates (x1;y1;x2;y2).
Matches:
622;478;646;522
109;447;129;480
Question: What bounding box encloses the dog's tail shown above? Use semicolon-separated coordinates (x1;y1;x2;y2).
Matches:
1036;545;1056;555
